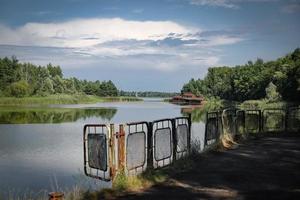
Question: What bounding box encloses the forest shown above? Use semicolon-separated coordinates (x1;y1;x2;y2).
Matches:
0;57;118;97
182;48;300;102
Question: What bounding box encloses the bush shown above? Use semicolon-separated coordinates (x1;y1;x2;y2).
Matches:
265;82;281;102
8;80;30;98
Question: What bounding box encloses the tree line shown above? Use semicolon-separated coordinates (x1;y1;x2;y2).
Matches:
182;48;300;102
0;57;118;97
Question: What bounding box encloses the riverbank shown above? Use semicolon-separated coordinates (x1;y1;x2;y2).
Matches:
0;94;142;105
86;134;300;200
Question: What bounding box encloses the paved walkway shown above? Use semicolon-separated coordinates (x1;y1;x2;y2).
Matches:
119;135;300;200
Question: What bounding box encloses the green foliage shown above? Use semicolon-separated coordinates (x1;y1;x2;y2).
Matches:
8;80;30;97
0;57;120;98
265;82;281;102
182;48;300;102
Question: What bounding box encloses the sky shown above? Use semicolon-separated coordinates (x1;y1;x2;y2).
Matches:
0;0;299;92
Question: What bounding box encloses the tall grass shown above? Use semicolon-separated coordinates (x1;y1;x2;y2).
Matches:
0;95;142;106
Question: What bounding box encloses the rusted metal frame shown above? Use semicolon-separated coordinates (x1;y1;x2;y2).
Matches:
154;128;172;161
147;122;153;170
205;111;219;146
109;124;116;180
174;117;189;155
117;124;126;171
244;110;261;134
262;108;286;133
125;122;148;173
152;119;173;168
83;124;111;181
171;118;177;162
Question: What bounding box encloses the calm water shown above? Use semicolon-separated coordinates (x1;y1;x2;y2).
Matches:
0;98;205;197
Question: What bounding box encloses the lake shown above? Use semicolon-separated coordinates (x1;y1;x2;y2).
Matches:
0;98;206;198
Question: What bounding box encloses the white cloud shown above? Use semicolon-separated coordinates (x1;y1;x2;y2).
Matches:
0;18;244;71
189;0;280;9
0;18;197;48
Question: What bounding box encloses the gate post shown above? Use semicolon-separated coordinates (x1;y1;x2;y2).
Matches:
109;124;116;180
172;119;177;161
118;124;126;170
187;113;192;154
147;122;153;170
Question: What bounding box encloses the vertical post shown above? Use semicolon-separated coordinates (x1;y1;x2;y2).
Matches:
118;124;126;170
172;119;177;161
109;124;116;180
187;113;192;154
147;122;153;170
259;110;263;133
204;112;208;146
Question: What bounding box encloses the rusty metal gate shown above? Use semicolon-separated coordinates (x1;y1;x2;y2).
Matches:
125;121;148;175
83;115;191;181
245;110;261;134
204;111;220;146
262;109;285;132
152;119;173;168
83;124;112;181
174;117;190;159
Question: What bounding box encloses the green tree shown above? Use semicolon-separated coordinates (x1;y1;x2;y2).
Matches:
8;80;30;98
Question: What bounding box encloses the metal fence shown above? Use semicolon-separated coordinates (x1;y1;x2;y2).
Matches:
84;106;300;181
83;115;191;181
203;106;300;148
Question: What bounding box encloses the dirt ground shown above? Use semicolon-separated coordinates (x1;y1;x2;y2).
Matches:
118;135;300;200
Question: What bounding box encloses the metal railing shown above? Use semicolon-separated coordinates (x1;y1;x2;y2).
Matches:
204;106;300;147
83;115;191;181
83;106;300;181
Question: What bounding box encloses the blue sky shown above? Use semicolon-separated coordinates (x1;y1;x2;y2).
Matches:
0;0;299;92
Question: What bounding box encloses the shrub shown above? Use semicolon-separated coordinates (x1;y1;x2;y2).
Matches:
8;80;30;98
265;82;281;102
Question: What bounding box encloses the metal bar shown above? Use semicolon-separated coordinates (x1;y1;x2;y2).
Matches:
118;124;126;170
147;122;153;170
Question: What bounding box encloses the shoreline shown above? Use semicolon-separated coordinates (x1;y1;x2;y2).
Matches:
0;94;142;106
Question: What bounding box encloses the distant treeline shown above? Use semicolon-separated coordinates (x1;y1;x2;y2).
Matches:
119;91;179;98
0;57;118;97
182;48;300;102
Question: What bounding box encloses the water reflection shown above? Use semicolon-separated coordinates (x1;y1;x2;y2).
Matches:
0;107;117;124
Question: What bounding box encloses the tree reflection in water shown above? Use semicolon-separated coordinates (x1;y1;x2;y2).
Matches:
0;107;117;124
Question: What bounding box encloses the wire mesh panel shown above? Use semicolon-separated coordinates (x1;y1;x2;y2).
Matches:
236;110;245;135
152;119;173;168
222;109;236;136
205;112;219;146
263;109;285;133
83;124;111;181
125;122;148;175
287;107;300;132
245;110;261;134
175;117;189;159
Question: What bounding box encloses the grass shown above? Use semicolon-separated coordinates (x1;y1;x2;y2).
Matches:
238;99;300;110
0;94;142;106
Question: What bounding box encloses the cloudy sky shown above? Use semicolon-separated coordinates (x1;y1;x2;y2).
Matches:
0;0;299;92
